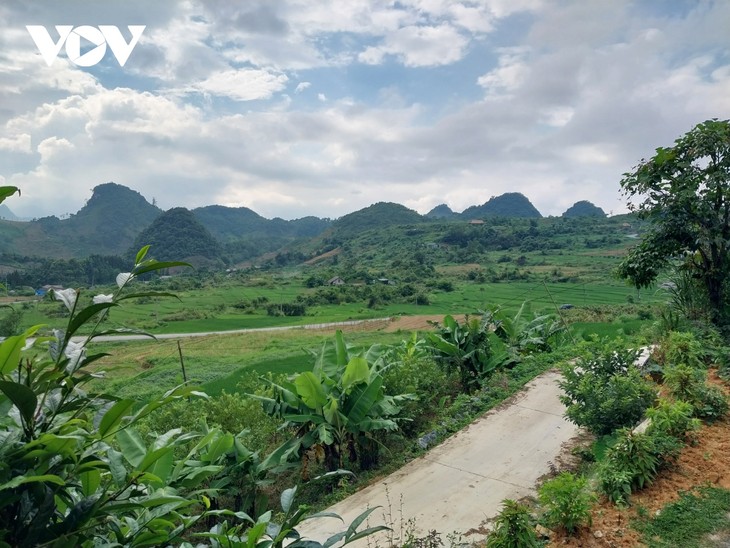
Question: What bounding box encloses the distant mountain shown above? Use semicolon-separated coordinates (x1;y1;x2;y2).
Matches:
68;183;162;255
461;192;542;218
331;202;424;237
0;182;161;258
193;205;270;241
0;204;18;221
562;200;606;217
193;206;330;241
131;207;222;264
426;204;456;219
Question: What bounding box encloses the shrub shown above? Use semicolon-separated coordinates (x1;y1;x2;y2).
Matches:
597;462;634;505
606;429;658;491
645;399;700;442
560;354;657;435
487;499;539;548
538;472;594;534
662;331;705;368
693;384;729;421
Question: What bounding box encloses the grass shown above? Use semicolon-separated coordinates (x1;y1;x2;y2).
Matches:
90;329;406;400
633;487;730;547
18;279;665;335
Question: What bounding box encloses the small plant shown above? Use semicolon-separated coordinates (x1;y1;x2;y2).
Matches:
662;330;706;368
487;499;539;548
597;461;633;505
538;472;594;535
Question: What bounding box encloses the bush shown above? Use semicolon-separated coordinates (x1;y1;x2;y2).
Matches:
538;472;594;534
645;399;700;442
693;384;729;421
487;499;539;548
560;349;657;435
664;365;729;420
662;331;705;368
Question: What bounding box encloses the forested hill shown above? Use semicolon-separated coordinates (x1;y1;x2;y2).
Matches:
0;183;161;258
329;202;425;238
131;207;222;265
193;205;330;241
562;200;606;217
461;192;542;218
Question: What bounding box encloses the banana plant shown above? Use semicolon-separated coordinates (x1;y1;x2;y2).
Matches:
253;331;415;471
426;314;508;389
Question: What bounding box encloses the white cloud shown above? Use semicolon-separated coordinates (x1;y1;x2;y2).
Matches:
294;81;311;93
358;24;468;67
178;69;288;101
478;48;530;96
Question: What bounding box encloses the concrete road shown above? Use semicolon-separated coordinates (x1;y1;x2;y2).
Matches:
298;370;579;545
70;317;392;343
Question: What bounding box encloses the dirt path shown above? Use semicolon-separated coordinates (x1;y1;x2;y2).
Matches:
298;370;580;544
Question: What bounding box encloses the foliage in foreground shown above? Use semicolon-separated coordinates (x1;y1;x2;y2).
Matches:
538;472;594;535
486;499;539;548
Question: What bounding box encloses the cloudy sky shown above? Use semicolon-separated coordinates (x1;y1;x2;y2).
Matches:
0;1;728;220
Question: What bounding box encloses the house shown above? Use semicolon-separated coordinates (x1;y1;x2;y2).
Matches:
327;276;345;286
377;278;395;285
36;284;64;297
468;219;485;225
425;242;440;249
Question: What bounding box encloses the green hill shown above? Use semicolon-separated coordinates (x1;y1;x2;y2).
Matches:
562;200;606;217
0;183;161;258
331;202;424;238
461;193;542;218
131;207;222;264
426;204;456;219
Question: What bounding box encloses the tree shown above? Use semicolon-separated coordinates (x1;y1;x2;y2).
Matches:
617;119;730;325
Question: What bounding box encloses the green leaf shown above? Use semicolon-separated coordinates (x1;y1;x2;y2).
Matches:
80;469;101;497
281;486;297;513
341;356;370;391
108;449;127;486
344;375;383;424
135;245;151;265
0;187;20;204
138;446;174;474
66;302;118;340
334;330;348;366
149;450;174;487
98;399;135;438
0;325;42;374
0;474;64;492
203;431;234;463
117;428;146;467
0;381;37;426
294;372;328;409
132;260;192;277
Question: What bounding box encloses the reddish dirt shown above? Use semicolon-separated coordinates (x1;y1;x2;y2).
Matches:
383;314;468;332
548;371;730;548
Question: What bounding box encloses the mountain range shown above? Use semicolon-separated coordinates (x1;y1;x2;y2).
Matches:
0;183;608;261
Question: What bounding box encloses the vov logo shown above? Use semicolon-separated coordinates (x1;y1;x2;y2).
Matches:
26;25;146;67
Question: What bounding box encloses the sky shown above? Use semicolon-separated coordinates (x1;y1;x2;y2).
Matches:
0;1;728;221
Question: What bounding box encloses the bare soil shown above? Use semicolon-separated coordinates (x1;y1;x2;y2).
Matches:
548;371;730;547
383;314;467;332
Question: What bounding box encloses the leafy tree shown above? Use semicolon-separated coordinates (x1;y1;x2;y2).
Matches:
617;119;730;326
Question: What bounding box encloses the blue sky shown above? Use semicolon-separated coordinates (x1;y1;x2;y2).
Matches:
0;0;728;220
